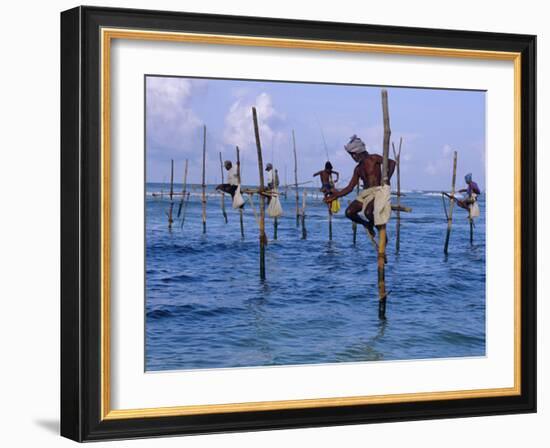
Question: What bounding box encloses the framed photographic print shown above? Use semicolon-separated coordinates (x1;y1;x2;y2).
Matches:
60;6;536;442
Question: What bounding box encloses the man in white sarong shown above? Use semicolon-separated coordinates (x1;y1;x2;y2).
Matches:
442;173;481;219
457;173;481;218
265;163;279;190
216;160;239;198
325;135;396;238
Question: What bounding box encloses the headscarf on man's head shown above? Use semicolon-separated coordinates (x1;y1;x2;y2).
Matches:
265;163;273;170
344;135;367;154
465;173;473;183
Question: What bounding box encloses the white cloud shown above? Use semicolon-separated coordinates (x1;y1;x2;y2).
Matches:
223;92;285;155
425;162;438;175
423;143;455;176
146;77;202;154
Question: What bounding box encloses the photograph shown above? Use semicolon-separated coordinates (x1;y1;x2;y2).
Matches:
144;75;486;372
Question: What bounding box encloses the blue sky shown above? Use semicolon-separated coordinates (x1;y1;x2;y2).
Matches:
145;76;485;191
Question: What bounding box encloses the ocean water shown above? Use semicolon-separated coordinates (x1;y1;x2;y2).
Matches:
145;183;486;371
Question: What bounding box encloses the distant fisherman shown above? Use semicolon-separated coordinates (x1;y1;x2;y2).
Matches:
313;161;340;196
216;160;239;198
265;163;280;190
325;135;396;238
444;173;481;218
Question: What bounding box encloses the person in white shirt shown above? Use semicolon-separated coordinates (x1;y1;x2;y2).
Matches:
216;160;240;198
265;163;278;190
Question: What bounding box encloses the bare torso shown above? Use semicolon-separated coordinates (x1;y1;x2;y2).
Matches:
355;154;383;188
319;170;331;185
314;169;339;193
325;153;394;232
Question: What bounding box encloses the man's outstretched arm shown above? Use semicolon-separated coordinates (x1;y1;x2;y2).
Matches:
327;168;359;200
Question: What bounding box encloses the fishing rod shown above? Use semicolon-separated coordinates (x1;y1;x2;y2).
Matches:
270;134;277;188
314;117;339;197
315;116;330;161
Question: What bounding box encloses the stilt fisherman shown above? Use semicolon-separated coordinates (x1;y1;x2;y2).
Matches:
443;173;481;218
325;135;396;238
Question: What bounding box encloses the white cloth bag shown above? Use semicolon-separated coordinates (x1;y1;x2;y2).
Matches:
469;193;480;218
232;185;245;209
267;194;283;218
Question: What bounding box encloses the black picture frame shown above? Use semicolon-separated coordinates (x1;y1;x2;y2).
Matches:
61;5;536;442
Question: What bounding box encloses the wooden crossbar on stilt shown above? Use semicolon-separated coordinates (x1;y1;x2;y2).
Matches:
252;107;267;280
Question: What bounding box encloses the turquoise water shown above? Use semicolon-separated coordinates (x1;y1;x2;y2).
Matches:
145;183;485;371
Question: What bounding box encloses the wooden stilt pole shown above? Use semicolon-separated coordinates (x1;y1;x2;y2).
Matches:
292;130;299;227
443;151;458;254
168;159;174;231
274;168;279;240
378;89;391;319
469;213;474;245
180;192;190;228
252;107;267;280
201;125;207;234
392;137;402;253
284;164;288;199
219;152;228;224
301;191;307;240
236;146;244;239
328;207;333;241
352;183;359;245
179;159;190;228
177;158;188;218
467;189;474;245
246;193;260;226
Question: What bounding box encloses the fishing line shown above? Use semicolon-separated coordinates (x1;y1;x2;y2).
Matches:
315;116;331;162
